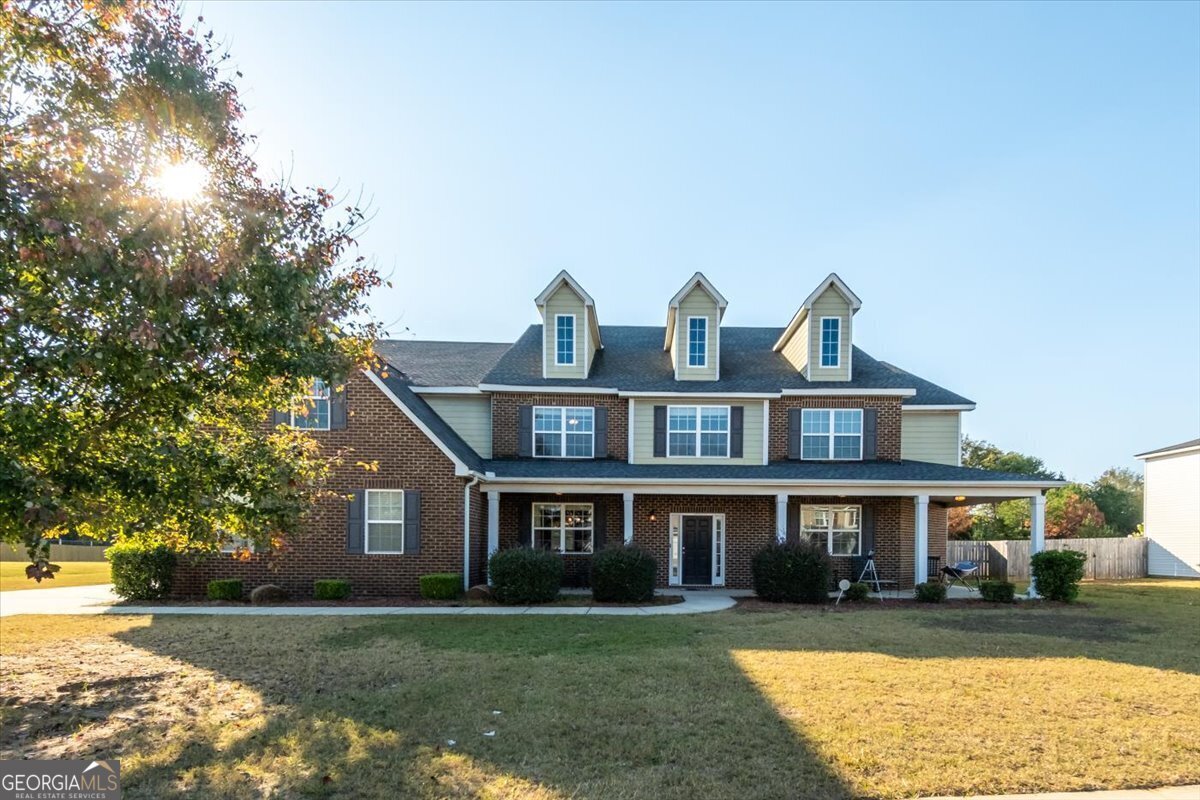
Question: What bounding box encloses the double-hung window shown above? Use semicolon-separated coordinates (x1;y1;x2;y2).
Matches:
291;378;331;430
687;316;707;367
668;405;729;457
532;502;594;554
533;407;594;458
801;505;862;556
820;318;840;367
800;409;863;460
365;490;405;553
555;315;575;365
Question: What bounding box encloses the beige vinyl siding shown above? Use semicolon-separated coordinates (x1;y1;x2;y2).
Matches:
423;395;493;458
585;317;598;374
1144;450;1200;577
808;287;851;381
673;286;719;381
542;285;587;379
900;411;961;465
780;315;810;372
630;398;763;465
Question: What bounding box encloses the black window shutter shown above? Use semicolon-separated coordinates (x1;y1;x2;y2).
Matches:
861;505;875;557
653;406;667;457
346;492;364;554
862;408;878;461
592;504;606;552
271;409;290;427
786;502;800;544
403;490;421;554
518;502;533;547
787;408;803;460
593;407;608;459
729;406;744;458
330;384;348;430
518;406;533;457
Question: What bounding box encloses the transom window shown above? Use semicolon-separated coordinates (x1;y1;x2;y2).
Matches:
820;318;840;367
668;405;729;457
533;406;594;458
687;316;707;367
532;503;594;554
366;490;405;554
555;315;575;365
291;378;330;430
800;408;862;460
801;505;861;556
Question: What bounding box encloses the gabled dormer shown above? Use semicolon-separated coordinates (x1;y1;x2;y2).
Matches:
773;273;862;381
535;270;602;379
664;272;728;381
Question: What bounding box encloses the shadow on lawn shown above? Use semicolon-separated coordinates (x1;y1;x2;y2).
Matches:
109;615;857;800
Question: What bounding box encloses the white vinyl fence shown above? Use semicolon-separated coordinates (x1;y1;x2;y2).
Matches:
947;538;1148;581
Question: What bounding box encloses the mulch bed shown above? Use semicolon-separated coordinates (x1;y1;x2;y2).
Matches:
734;597;1062;613
114;594;685;609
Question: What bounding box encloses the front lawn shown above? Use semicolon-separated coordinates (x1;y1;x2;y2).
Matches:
1;580;1197;799
0;560;111;591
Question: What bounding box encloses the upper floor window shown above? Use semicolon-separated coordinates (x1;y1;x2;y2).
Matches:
533;502;594;554
820;317;840;367
668;405;729;457
291;378;330;430
800;408;862;460
533;406;594;458
801;505;861;556
366;489;405;554
687;316;707;367
555;315;575;365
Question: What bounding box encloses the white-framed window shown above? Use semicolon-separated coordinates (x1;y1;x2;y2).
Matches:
533;406;594;458
801;505;861;557
220;535;255;554
687;316;707;367
555;314;575;365
365;489;405;554
800;408;862;460
820;317;840;368
667;405;730;458
532;502;594;554
291;378;331;430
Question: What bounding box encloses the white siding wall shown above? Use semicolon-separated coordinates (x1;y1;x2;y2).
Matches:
423;395;493;459
1144;450;1200;577
631;398;763;465
901;412;961;465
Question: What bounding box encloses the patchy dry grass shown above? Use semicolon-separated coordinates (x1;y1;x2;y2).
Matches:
1;580;1197;799
0;561;110;591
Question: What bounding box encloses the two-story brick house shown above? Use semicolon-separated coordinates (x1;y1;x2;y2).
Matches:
175;271;1061;597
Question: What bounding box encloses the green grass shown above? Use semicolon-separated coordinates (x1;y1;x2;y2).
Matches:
1;580;1197;799
0;560;110;591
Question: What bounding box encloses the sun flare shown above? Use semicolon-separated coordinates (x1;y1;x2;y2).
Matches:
153;159;208;202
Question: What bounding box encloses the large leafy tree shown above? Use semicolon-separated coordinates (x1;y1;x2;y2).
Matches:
958;436;1062;540
1090;467;1143;535
1;1;380;578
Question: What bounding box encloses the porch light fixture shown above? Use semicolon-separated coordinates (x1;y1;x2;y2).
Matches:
648;510;657;522
954;496;966;502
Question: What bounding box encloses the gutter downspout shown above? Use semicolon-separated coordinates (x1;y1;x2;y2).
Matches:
463;475;482;592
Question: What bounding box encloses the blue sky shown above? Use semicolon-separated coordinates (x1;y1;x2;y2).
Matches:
191;1;1199;481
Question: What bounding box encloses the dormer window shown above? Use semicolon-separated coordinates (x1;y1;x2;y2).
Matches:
555;314;575;365
820;318;840;368
687;317;707;367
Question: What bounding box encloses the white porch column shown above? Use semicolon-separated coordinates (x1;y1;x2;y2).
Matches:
915;495;930;584
486;491;500;558
775;493;789;543
623;491;635;544
1028;493;1046;598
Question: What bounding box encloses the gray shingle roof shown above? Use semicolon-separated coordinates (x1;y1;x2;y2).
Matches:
373;369;484;471
1135;438;1200;458
374;340;511;387
481;325;973;405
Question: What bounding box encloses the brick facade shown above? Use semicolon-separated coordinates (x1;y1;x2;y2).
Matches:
767;395;903;462
490;392;628;460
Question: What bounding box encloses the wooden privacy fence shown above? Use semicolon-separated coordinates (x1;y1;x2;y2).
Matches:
947;538;1148;581
0;543;110;563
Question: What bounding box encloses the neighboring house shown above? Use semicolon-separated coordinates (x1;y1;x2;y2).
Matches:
175;272;1062;597
1135;439;1200;578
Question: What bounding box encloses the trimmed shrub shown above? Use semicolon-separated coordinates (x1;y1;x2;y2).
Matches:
250;584;289;605
844;581;871;603
419;573;462;600
488;547;563;605
751;540;832;604
980;580;1016;603
1031;549;1087;602
914;581;947;603
206;579;243;601
591;545;658;603
106;541;176;601
313;579;351;600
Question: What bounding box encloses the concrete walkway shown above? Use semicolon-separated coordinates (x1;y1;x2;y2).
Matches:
0;584;736;617
924;786;1200;800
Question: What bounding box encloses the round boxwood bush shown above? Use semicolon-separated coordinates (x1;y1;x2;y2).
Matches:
914;581;947;603
1031;549;1087;602
979;580;1016;603
313;578;351;600
250;584;289;605
488;547;563;605
751;540;832;604
106;540;176;601
206;579;243;601
419;573;462;600
591;545;657;603
844;581;871;603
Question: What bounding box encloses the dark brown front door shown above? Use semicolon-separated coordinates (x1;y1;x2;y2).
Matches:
682;515;713;585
